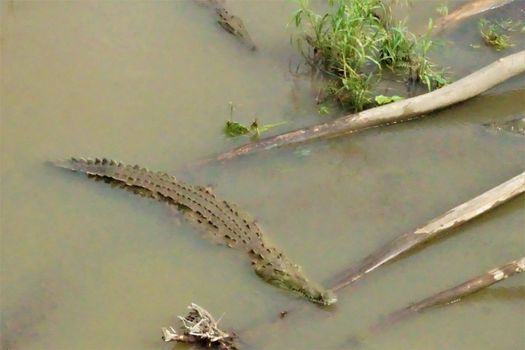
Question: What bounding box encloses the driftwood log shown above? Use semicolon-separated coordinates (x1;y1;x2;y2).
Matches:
203;51;525;164
372;256;525;330
330;171;525;291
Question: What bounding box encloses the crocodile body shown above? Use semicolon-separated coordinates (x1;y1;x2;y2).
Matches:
484;116;525;136
54;157;336;305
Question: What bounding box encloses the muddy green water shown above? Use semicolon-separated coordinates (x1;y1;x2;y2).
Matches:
1;1;524;349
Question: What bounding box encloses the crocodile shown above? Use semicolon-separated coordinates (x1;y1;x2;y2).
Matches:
484;116;525;136
198;0;256;50
215;7;257;51
54;157;336;306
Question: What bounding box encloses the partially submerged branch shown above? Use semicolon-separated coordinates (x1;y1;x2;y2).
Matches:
239;172;524;332
162;303;237;350
330;171;525;291
373;257;525;330
433;0;514;35
204;51;525;163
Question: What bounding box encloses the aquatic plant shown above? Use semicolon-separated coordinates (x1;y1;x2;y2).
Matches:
225;119;286;138
223;102;286;138
318;105;331;115
479;18;515;51
374;94;404;105
436;3;448;16
291;0;447;111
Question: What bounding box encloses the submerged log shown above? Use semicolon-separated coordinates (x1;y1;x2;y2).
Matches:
372;257;525;330
330;172;525;291
203;51;525;164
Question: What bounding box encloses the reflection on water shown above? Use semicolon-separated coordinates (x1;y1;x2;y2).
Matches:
1;1;524;349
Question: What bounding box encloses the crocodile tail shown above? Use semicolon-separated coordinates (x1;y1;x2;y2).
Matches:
52;157;122;177
53;157;167;201
53;157;165;191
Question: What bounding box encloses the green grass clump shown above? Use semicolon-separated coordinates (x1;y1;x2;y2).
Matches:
479;19;515;51
292;0;447;111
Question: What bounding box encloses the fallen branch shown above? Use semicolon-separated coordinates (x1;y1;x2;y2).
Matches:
330;171;525;292
235;172;524;341
162;303;237;350
372;256;525;331
477;286;525;300
432;0;514;35
202;51;525;164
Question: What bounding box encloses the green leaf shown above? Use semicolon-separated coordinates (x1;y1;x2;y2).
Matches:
436;4;448;16
253;121;287;133
224;121;250;137
318;105;331;115
427;17;434;32
374;95;404;105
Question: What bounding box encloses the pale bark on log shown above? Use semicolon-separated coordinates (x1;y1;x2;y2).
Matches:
372;257;525;331
330;171;525;292
204;51;525;164
432;0;514;35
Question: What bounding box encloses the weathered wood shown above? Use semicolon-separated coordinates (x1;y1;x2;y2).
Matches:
372;257;525;330
432;0;514;35
202;51;525;164
162;303;238;350
330;171;525;291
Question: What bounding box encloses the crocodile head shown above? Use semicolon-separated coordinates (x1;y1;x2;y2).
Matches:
215;8;257;51
253;261;337;306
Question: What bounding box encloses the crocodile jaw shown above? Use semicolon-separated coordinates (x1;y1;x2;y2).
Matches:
253;262;337;305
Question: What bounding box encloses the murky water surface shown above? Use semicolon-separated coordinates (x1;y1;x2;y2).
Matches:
1;1;524;349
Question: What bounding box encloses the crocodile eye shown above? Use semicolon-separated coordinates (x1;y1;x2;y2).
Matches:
272;268;286;277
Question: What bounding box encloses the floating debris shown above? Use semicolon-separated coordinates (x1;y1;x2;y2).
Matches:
162;303;238;350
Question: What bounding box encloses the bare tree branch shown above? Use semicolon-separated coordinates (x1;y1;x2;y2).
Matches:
330;171;525;291
372;257;525;331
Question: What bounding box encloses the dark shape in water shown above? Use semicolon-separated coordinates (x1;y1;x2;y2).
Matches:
198;0;257;50
215;7;257;51
484;115;525;136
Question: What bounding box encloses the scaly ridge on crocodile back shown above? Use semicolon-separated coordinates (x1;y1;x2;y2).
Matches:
54;157;337;305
